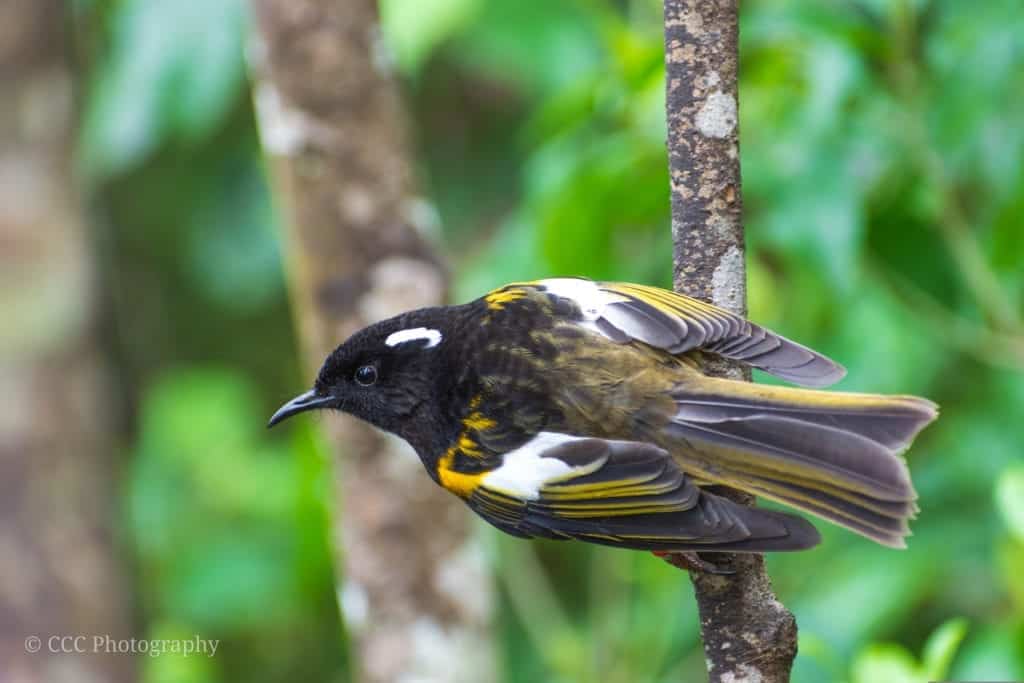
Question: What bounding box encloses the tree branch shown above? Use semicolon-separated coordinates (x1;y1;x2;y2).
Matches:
249;2;493;681
663;2;798;681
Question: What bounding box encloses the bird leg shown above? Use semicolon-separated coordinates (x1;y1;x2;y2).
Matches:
652;550;735;575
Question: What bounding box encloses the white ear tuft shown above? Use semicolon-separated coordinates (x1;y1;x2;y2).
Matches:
385;327;443;349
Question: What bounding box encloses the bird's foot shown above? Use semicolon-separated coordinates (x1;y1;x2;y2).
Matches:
652;550;735;575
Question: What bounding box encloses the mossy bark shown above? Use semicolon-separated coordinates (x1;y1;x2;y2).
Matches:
663;1;799;681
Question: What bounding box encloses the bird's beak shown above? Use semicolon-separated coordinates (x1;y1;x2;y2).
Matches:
267;389;333;428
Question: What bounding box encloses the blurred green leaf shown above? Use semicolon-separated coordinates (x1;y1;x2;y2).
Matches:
789;541;940;657
918;373;1024;505
850;619;967;683
450;1;601;94
186;155;284;312
998;538;1024;612
921;618;969;681
140;621;219;683
455;215;547;302
987;176;1024;311
381;0;481;73
996;466;1024;542
797;632;846;683
951;622;1024;682
926;1;1024;199
129;369;337;636
533;134;670;281
829;282;944;394
166;537;296;630
80;0;247;179
850;644;919;683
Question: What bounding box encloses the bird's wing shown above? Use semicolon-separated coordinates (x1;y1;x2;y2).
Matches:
467;432;820;553
528;278;846;388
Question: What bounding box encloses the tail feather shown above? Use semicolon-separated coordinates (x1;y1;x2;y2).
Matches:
666;378;938;546
736;473;915;547
671;416;914;500
711;452;920;518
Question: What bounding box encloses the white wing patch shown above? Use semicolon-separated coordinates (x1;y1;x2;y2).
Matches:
538;277;627;337
482;432;588;499
385;327;443;348
539;278;606;319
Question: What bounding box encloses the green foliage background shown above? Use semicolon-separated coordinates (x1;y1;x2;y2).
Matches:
75;0;1024;681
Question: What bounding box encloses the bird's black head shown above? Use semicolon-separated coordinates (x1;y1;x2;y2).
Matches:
268;309;454;439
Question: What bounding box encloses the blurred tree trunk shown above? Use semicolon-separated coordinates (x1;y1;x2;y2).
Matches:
663;1;798;681
0;1;133;681
248;2;494;682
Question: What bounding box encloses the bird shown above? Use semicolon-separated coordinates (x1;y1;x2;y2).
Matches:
268;278;937;556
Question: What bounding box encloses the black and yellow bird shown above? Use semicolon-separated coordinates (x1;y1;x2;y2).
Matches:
269;278;937;554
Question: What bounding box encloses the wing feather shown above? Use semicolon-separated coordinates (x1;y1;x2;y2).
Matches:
534;278;846;387
467;436;820;553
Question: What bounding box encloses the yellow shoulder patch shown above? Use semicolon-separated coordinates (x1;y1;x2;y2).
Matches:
438;449;484;498
484;287;528;310
483;280;543;310
436;395;496;497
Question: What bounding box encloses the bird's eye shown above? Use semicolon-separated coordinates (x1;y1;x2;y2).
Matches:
354;365;377;386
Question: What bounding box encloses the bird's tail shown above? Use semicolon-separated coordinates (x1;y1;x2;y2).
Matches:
663;378;938;547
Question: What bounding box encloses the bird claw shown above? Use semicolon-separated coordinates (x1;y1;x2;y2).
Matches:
652;550;735;575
